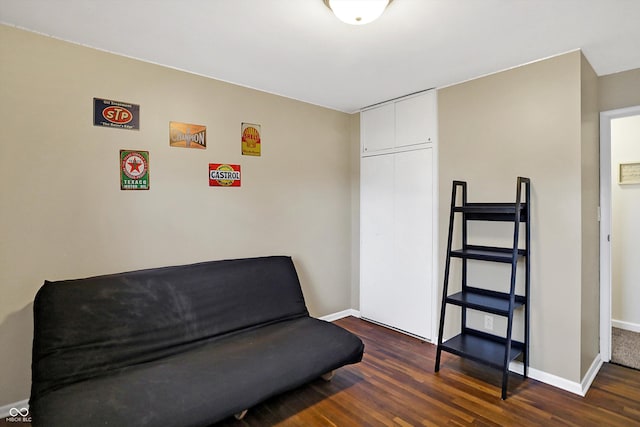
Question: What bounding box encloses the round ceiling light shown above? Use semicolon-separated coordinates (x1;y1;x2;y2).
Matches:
324;0;392;25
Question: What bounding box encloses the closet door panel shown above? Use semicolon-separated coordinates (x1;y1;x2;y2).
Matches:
395;91;436;147
393;148;433;338
360;149;433;339
361;103;395;154
360;154;395;324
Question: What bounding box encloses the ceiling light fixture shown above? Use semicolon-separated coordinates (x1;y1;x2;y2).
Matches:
323;0;393;26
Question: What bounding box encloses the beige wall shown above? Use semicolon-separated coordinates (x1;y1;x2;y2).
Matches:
438;51;590;383
0;25;355;405
2;22;638;408
579;53;600;378
599;68;640;112
349;113;361;309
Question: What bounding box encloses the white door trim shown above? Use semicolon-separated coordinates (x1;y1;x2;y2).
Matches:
599;105;640;362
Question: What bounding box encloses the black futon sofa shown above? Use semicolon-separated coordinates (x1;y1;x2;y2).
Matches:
30;256;364;426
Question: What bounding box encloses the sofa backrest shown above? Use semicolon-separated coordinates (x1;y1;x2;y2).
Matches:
31;256;309;400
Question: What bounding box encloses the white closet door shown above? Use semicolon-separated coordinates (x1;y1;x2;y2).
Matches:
361;103;395;154
360;148;433;339
395;91;436;147
393;148;432;339
360;154;395;326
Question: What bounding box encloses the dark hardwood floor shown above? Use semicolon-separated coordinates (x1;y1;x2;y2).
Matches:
5;317;638;427
216;316;640;427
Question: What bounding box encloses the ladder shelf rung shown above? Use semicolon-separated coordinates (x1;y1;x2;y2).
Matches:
450;245;526;263
446;288;525;315
440;331;524;369
453;203;528;222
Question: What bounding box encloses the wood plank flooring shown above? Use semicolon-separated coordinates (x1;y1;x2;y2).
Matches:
5;316;638;427
217;316;640;427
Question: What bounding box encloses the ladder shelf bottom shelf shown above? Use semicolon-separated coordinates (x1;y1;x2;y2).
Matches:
439;331;524;369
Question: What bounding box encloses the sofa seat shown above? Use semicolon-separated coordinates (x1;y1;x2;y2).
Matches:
31;316;363;427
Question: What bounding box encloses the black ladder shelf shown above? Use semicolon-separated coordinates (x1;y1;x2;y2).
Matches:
435;177;531;399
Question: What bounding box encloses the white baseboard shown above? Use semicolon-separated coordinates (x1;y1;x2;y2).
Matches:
580;354;604;396
509;353;603;397
319;309;361;322
612;319;640;333
509;362;582;395
0;399;29;419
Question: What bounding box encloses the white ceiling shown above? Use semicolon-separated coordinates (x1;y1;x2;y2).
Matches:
1;0;639;113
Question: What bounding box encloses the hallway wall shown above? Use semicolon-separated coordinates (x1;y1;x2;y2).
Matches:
611;114;640;330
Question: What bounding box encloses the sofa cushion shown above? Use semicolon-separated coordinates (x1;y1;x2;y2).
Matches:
31;256;309;400
30;317;364;427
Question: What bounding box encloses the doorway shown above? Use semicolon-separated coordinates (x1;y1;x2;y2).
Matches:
600;106;640;368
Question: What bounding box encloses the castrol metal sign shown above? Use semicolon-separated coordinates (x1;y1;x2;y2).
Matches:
93;98;140;130
209;164;241;187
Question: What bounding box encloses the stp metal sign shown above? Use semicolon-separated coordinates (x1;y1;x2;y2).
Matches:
209;164;241;187
94;98;140;130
